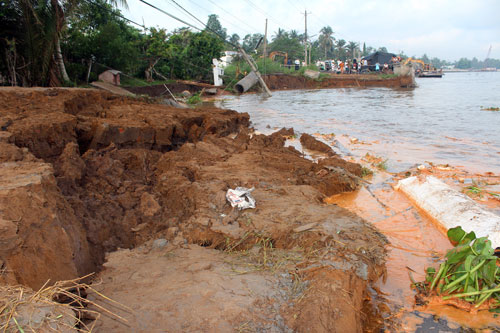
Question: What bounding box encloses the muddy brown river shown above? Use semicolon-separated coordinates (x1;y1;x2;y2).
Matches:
218;72;500;174
218;72;500;331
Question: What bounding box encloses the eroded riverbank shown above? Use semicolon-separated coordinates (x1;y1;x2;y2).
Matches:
0;87;388;331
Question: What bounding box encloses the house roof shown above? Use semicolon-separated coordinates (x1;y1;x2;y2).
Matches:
105;69;121;75
362;51;396;64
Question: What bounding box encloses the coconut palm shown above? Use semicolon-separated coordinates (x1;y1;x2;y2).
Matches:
335;39;347;60
318;26;334;59
6;0;126;86
289;30;300;40
273;28;286;41
347;41;359;58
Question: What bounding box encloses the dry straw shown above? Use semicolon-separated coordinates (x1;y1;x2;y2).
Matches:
0;273;129;332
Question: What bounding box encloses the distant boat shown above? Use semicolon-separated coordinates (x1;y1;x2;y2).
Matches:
417;70;443;78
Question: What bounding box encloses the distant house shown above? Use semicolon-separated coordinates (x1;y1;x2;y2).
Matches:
220;51;240;67
362;51;396;65
98;69;121;86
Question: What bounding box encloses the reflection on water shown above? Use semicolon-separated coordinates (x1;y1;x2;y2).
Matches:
218;72;500;174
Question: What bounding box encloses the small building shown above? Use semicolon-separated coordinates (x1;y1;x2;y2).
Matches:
98;69;121;86
362;51;397;65
220;51;240;68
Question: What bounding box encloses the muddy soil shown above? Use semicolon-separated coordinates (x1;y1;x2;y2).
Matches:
125;81;215;97
263;73;414;90
0;87;388;332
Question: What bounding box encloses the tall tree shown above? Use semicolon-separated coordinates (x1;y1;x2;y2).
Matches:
318;26;334;59
143;28;170;81
206;14;227;40
0;0;126;86
347;41;359;58
273;28;286;41
242;33;264;53
229;33;240;48
269;30;303;60
289;30;300;40
335;39;346;60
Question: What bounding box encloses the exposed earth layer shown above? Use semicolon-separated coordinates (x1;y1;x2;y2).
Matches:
0;87;387;332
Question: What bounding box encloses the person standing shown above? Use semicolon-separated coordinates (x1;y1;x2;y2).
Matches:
294;59;300;71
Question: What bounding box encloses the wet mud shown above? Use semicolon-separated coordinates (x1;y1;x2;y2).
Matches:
263;73;414;90
0;88;389;332
325;134;500;331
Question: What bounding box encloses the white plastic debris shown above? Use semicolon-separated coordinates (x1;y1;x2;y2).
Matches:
396;176;500;248
226;187;256;210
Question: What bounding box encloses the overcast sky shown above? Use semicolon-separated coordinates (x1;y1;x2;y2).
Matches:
121;0;500;61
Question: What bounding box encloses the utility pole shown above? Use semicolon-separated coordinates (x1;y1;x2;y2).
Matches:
263;19;268;58
238;46;272;97
304;10;308;66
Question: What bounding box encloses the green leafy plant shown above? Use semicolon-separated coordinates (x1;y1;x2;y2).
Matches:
186;93;201;105
376;159;388;170
361;166;374;177
419;226;500;311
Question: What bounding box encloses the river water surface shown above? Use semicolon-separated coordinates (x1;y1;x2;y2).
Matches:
218;72;500;174
217;72;500;330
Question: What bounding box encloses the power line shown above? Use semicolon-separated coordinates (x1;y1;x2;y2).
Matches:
285;0;302;12
205;0;260;34
138;0;240;49
167;0;207;30
183;0;256;38
241;0;291;31
138;0;203;32
85;0;147;29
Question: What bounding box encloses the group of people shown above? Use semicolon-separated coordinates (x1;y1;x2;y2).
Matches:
317;56;402;74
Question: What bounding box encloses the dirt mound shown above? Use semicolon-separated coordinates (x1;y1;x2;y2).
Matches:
300;133;336;155
0;143;93;289
263;73;414;90
0;87;388;331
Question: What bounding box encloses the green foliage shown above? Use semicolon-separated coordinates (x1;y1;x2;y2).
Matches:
205;14;226;40
269;30;303;61
361;167;374;177
420;226;500;311
376;159;388;170
186;92;201;105
318;26;335;59
242;33;264;53
158;30;224;82
0;0;59;86
145;27;170;59
379;73;398;79
62;0;142;83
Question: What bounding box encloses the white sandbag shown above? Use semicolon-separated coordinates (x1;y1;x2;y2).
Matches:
396;176;500;248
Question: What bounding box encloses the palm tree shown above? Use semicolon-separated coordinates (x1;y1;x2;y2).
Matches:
318;26;334;59
335;39;346;60
11;0;126;85
347;41;359;58
289;30;300;40
273;28;286;41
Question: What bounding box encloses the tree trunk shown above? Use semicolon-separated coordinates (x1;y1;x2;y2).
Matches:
145;58;159;82
55;37;70;82
86;58;93;84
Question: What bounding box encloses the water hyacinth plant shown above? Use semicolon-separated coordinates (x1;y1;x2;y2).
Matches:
418;226;500;312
